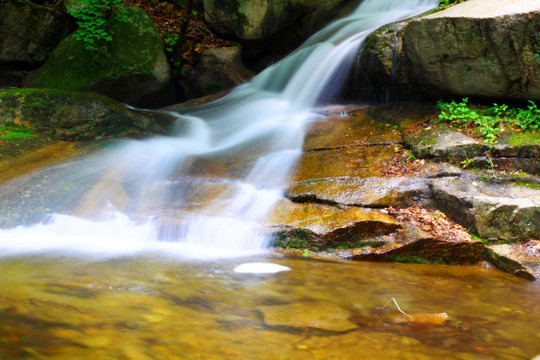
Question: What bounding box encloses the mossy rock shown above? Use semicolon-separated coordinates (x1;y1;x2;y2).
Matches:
27;7;173;108
0;88;175;140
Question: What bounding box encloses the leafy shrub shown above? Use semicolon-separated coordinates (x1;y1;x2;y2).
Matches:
68;0;128;50
437;98;540;143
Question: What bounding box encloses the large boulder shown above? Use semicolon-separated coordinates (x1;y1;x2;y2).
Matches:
25;7;173;108
177;46;254;99
402;0;540;101
0;0;72;86
203;0;355;40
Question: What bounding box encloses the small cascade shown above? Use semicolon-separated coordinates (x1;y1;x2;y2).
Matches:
0;0;439;259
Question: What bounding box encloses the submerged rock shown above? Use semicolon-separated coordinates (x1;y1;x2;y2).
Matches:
402;0;540;101
25;7;173;108
257;301;357;332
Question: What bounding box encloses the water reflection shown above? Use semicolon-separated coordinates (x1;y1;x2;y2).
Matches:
0;256;539;359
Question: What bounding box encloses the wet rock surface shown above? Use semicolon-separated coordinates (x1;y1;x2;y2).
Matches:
285;176;432;208
268;199;401;251
275;105;540;280
1;102;538;279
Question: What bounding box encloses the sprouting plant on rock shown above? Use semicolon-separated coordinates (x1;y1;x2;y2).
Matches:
68;0;128;50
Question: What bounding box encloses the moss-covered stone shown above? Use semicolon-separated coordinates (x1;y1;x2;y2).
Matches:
29;7;172;108
506;131;540;147
0;88;174;140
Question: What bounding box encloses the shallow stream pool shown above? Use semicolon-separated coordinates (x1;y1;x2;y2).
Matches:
1;255;539;359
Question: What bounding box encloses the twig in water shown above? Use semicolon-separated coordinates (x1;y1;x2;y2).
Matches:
382;297;414;320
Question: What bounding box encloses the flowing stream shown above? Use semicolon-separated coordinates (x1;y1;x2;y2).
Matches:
1;1;540;358
0;0;439;258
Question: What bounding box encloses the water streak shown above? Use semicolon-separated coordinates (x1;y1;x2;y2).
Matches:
0;0;438;258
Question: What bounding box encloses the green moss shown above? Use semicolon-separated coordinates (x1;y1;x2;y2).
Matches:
273;228;313;249
0;126;36;141
471;234;488;243
515;181;540;190
386;254;446;265
225;0;248;29
36;7;164;91
506;131;540;146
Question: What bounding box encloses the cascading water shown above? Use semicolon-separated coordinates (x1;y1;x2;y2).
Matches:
0;0;438;259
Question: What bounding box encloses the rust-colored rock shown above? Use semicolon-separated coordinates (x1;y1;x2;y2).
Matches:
285;176;431;208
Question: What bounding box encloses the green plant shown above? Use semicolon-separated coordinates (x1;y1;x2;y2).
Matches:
164;33;179;53
427;0;468;14
68;0;128;51
484;151;497;179
460;157;474;168
512;101;540;130
437;98;540;143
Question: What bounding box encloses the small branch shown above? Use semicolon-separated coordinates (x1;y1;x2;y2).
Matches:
382;297;414;320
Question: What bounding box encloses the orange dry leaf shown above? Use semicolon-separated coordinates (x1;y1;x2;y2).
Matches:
388;205;473;243
397;312;449;325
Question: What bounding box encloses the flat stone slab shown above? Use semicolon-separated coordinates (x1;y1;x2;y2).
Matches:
424;0;540;19
303;111;401;151
285;176;431;208
403;126;488;159
257;301;357;332
291;146;394;183
268;199;401;250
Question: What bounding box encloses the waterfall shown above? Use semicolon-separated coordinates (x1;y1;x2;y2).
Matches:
0;0;438;259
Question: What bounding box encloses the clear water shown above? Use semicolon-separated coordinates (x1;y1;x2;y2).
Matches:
0;256;539;359
0;0;439;257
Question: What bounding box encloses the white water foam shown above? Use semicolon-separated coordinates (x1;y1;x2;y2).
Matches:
233;262;292;274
